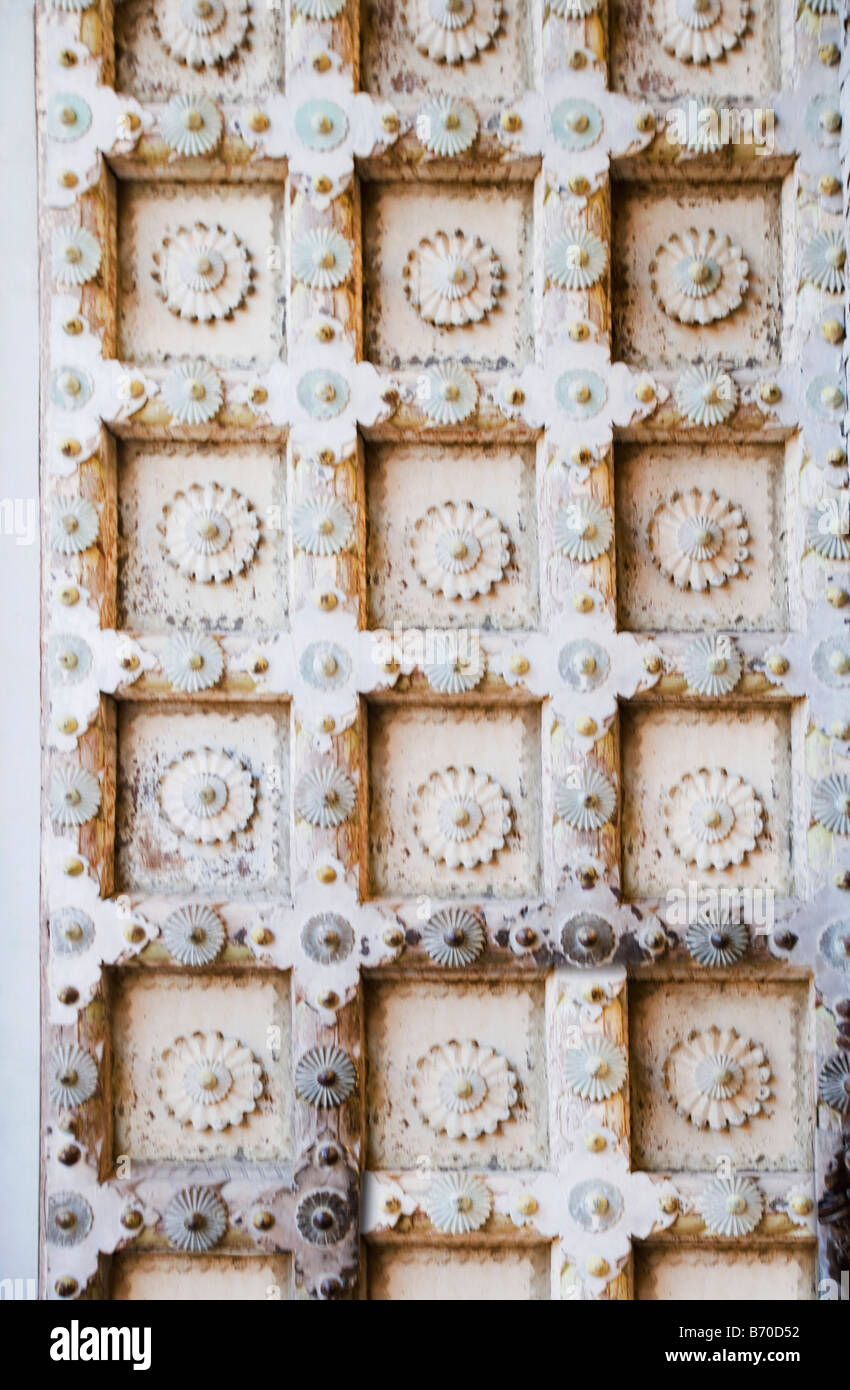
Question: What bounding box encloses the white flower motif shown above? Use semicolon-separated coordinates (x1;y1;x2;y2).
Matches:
426;1173;491;1234
162;904;227;965
414;765;512;868
291;228;353;290
675;363;738;425
650;489;749;590
549;0;601;12
162;360;223;424
161;631;224;693
678;100;730;152
422;907;486;965
418;363;478;423
158;1031;263;1131
49;1044;97;1107
801;230;846;293
291;495;354;556
160;94;223;156
685;910;749;966
661;0;750;65
295;1045;357;1108
50;0;95;10
665;1027;772;1130
53;225;102;287
545;228;608;291
682;634;742;694
422;640;486;692
416;96;479;156
564;1038;627;1101
152;223;253;322
295;1190;352;1246
294;765;356;828
155;0;250;70
805;500;850;560
51;497;99;555
553;498;614;562
292;0;346;14
159;748;255;845
164;1187;227;1252
555;767;616;831
412;1040;518;1140
699;1176;763;1237
47;1192;93;1247
651;228;749;325
666;768;764;870
812;774;850;835
818;1053;850;1113
806;0;837;10
50;766;101;827
49;633;92;686
159;482;259;584
415;0;502;64
403;230;503;327
300;912;355;964
51;908;95;956
411;501;510;600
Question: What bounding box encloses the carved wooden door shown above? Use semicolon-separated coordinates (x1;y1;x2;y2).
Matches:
38;0;849;1301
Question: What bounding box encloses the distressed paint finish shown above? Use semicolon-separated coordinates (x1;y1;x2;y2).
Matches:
36;0;848;1301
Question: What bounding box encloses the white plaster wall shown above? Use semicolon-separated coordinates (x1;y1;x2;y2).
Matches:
0;0;39;1298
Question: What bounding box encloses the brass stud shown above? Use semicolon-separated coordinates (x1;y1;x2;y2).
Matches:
58;1144;80;1165
573;593;593;613
253;1209;275;1230
316;864;336;884
317;591;337;612
317;989;339;1009
819;174;841;197
381;111;400;134
759;381;781;405
500;111;522;133
251;926;273;945
121;1208;143;1230
835;871;850;890
575;714;597;737
516;1193;538;1216
319;715;335;733
568;174;589;196
124;924;146;944
383;927;404;948
584;1131;606;1153
249;385;268;406
58;170;78;189
315;322;335;343
515;926;537;948
120;111;141;132
586;1256;609;1278
569;321;589;341
59;586;79;606
58;986;79;1005
822;318;844;343
832;721;850;740
381;1195;401;1215
568;49;587;70
62;317;83;335
313;175;333;194
311;52;331;72
120;653;139;672
508;654;529;676
249;110;270;133
636;110;655;133
252;656;269;674
635;381;655;404
57;716;78;735
820;108;842;134
821;384;844;410
659;1193;679;1215
819;43;840;66
643;653;662;675
578;864;597;888
58;49;77;68
767;653;789;675
54;1277;78;1298
60;438;80;458
826;585;848;608
826;447;847;468
63;857;84;877
504;385;524;406
789;1194;812;1217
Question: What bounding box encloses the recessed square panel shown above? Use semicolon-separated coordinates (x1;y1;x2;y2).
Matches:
111;1253;293;1300
634;1247;815;1301
612;180;784;368
114;0;285;101
363;182;534;369
361;0;533;102
365;977;548;1169
117;442;287;634
112;969;293;1162
620;704;793;898
368;1244;551;1300
366;441;539;630
615;442;787;633
118;182;285;367
609;0;780;99
368;703;541;898
629;979;811;1172
116;703;289;895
